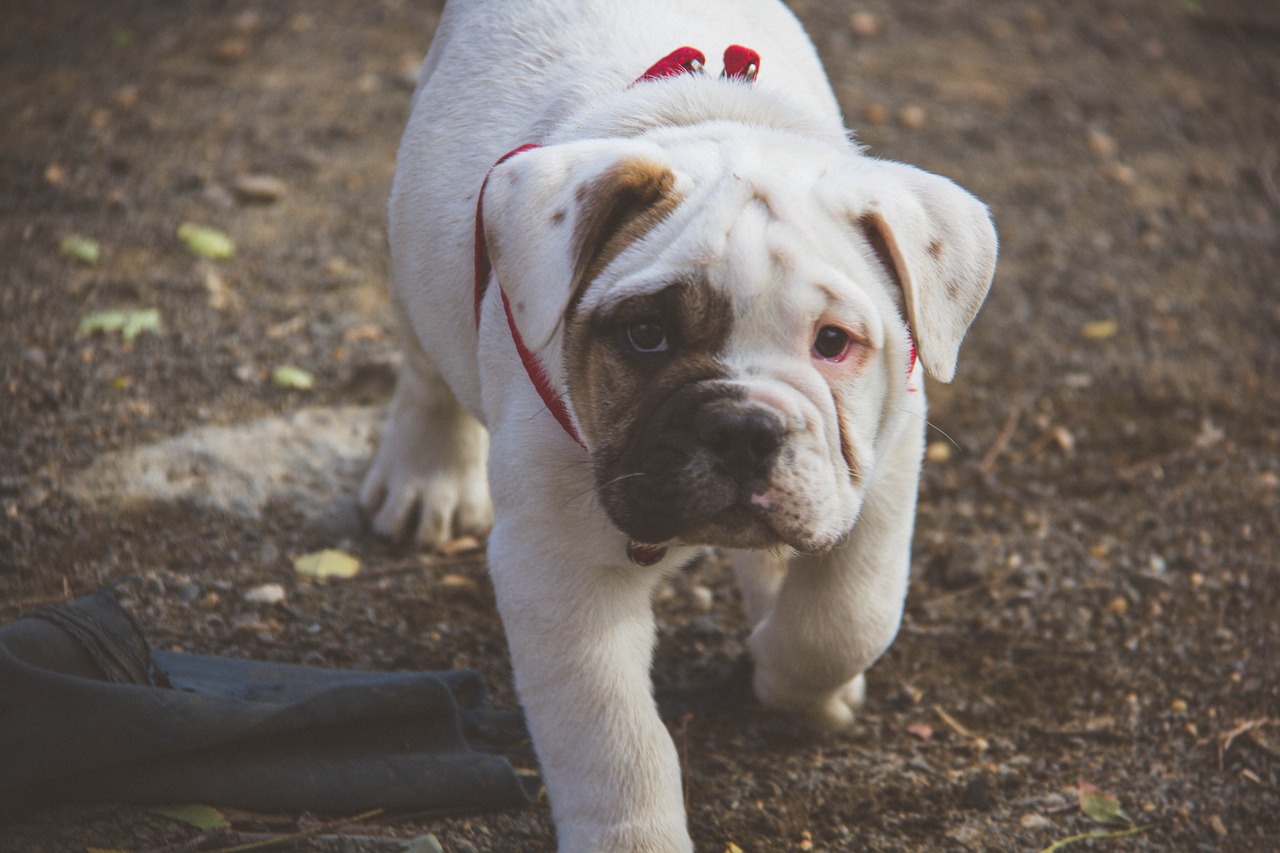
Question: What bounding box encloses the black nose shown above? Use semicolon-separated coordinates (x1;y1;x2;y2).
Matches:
695;407;784;480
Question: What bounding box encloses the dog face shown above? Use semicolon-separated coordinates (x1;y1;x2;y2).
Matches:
482;130;996;552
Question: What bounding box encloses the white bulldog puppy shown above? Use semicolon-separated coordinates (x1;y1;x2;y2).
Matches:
360;1;997;850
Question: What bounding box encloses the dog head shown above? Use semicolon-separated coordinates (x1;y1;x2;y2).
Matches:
481;131;997;552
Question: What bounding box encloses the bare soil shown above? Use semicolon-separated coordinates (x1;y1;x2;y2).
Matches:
2;0;1278;851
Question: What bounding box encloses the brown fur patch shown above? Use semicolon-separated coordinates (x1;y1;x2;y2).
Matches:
829;384;863;487
567;280;732;451
856;212;906;294
565;281;744;542
566;158;682;320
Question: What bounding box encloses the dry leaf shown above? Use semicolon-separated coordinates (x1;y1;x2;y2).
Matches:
272;364;314;390
78;309;162;342
60;235;101;265
150;804;230;830
177;222;235;260
1081;319;1119;340
1077;780;1132;827
294;548;361;581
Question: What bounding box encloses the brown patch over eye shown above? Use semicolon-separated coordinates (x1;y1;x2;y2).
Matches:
566;159;682;321
565;280;732;461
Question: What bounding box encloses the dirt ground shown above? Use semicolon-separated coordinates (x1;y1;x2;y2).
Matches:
2;0;1278;851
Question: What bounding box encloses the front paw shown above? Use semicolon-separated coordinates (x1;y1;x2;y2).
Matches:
558;818;694;853
359;393;491;549
753;666;866;731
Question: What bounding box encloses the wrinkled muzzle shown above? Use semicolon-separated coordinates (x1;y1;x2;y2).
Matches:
596;381;795;549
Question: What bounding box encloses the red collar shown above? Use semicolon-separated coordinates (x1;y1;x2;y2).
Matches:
472;47;761;451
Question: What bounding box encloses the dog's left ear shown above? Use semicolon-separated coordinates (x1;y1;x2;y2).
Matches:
482;139;681;354
838;159;998;383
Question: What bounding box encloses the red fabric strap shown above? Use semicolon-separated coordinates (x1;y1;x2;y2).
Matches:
500;289;585;446
722;45;760;81
473;143;585;447
474;143;541;326
635;46;706;83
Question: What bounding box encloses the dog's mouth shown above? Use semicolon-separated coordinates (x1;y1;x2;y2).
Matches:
678;500;783;549
609;487;786;551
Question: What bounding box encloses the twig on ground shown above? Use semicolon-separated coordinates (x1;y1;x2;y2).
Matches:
979;406;1022;476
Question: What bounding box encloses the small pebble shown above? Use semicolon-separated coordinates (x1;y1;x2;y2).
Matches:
396;52;423;89
898;105;927;129
232;10;263;34
864;103;889;126
233;174;287;204
440;535;482;556
1103;163;1136;186
688;585;714;612
849;11;883;38
925;441;952;463
212;38;250;63
1086;128;1118;159
439;573;480;595
243;583;286;604
110;85;140;110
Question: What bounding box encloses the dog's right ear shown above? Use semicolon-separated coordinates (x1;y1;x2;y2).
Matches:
833;158;998;383
481;140;682;360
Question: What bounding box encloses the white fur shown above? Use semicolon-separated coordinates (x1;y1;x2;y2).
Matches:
361;2;996;850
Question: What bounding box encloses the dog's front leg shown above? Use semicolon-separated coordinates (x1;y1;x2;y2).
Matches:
487;518;692;853
745;440;921;731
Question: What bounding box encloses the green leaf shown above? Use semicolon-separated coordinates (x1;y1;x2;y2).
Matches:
177;222;236;260
1077;780;1132;827
60;235;101;265
150;804;230;830
294;548;361;581
271;364;314;390
78;308;162;342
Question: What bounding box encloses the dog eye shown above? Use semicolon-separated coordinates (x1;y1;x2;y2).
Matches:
626;321;669;353
812;326;851;361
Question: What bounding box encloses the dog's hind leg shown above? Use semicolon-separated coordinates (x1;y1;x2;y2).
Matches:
359;307;493;549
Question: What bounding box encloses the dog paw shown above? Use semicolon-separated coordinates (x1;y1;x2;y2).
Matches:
559;818;694;853
753;667;866;731
360;389;492;549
